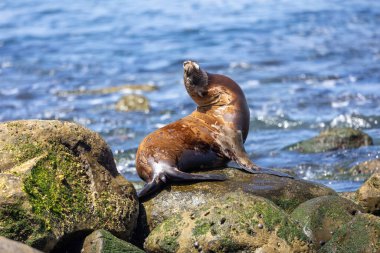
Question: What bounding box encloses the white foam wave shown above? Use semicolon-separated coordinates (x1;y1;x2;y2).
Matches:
330;114;371;128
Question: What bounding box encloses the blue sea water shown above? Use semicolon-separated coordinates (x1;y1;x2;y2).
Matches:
1;0;380;192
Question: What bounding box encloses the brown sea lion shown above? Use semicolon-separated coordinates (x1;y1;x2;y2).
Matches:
136;61;292;198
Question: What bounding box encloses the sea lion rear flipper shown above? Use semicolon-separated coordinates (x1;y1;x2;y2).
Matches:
137;181;163;199
166;168;227;182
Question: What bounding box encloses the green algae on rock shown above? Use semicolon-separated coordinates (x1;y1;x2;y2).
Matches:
0;120;138;251
138;168;336;235
81;229;144;253
144;192;314;253
285;127;373;153
290;195;363;248
0;236;43;253
356;173;380;215
319;213;380;253
338;191;357;204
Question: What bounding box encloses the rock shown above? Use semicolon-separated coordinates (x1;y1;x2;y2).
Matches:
0;120;138;252
144;192;314;253
350;159;380;179
115;94;149;112
319;213;380;253
285;128;373;153
290;196;363;248
0;236;43;253
356;173;380;215
82;229;144;253
338;191;357;203
139;168;336;233
57;84;157;96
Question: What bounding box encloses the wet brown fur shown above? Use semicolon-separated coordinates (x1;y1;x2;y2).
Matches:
135;61;290;198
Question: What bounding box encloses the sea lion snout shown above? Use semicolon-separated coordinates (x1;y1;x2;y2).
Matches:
183;60;207;87
183;60;200;71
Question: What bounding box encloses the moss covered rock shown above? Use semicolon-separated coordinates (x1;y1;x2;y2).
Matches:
57;84;157;96
115;94;149;112
0;236;43;253
356;173;380;215
338;191;357;203
0;120;138;252
350;159;380;180
82;229;144;253
290;196;363;248
319;213;380;253
144;192;314;253
138;168;336;236
285;128;373;153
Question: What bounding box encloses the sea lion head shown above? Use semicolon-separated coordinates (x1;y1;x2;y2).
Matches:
183;60;250;140
183;60;218;106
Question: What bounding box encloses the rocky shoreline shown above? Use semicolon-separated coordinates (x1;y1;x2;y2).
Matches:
0;120;379;253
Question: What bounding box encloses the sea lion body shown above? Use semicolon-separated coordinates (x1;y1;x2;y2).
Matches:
136;61;291;198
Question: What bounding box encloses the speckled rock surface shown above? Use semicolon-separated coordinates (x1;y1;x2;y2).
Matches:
144;192;314;253
350;159;380;179
319;213;380;253
0;120;138;252
0;236;43;253
115;94;149;112
139;168;336;235
290;196;363;248
82;229;144;253
338;191;357;203
285;127;373;153
356;173;380;215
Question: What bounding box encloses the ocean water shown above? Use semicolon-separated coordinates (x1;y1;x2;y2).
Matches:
1;0;380;192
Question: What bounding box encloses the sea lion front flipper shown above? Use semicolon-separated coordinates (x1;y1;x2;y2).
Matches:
221;135;294;179
166;168;227;182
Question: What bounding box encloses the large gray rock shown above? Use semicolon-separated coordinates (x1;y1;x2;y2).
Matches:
0;236;43;253
285;128;373;153
291;196;363;248
138;168;336;236
82;229;144;253
0;120;139;252
144;192;314;253
319;213;380;253
356;173;380;215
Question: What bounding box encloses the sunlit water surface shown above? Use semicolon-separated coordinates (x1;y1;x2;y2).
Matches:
1;0;380;192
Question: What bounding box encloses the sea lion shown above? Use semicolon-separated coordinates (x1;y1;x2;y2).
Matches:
136;61;292;198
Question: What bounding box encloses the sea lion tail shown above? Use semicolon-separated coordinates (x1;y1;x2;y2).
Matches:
166;168;227;182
